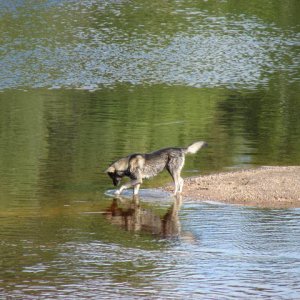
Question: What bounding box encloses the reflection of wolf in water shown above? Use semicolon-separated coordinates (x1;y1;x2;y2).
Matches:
106;141;207;195
104;195;182;237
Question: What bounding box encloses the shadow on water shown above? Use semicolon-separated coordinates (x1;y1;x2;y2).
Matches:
104;194;183;238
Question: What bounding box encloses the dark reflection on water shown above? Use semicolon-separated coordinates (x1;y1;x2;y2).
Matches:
104;195;182;237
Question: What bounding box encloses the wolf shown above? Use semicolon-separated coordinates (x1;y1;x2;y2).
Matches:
105;141;207;195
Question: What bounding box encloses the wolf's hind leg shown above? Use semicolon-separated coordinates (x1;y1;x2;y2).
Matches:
178;176;184;193
173;173;184;194
167;155;185;195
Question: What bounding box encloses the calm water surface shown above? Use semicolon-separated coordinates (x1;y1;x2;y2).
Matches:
0;0;300;299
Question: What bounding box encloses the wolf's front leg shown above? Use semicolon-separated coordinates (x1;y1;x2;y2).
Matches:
114;183;130;195
133;184;141;195
115;178;142;195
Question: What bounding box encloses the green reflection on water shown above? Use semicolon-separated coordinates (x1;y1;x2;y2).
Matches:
0;81;299;208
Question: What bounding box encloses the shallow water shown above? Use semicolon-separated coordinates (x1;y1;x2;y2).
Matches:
1;0;300;299
1;191;300;299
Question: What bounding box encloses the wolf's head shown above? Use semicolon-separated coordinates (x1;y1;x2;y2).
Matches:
105;158;129;186
106;167;124;186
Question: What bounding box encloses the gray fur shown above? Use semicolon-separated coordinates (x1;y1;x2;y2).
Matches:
106;141;207;195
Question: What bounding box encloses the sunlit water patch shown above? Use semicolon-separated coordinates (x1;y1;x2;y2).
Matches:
0;0;299;90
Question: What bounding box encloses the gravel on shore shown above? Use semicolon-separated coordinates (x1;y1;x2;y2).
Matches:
164;166;300;208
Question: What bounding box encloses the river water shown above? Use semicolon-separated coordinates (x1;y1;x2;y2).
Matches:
0;0;300;299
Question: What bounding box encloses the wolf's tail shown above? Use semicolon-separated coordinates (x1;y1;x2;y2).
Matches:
185;141;207;154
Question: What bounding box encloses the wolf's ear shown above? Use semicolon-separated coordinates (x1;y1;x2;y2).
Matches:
105;166;115;173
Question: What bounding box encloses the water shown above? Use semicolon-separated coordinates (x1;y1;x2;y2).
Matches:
1;0;300;299
0;1;299;90
1;193;300;299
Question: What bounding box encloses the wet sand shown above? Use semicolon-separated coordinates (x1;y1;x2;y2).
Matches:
164;166;300;208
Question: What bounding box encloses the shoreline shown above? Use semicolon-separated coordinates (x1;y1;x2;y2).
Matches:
163;166;300;208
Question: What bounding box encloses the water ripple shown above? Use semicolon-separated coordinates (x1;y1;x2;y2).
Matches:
0;0;299;91
1;201;300;299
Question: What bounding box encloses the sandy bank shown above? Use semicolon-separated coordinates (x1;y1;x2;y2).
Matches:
164;166;300;208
